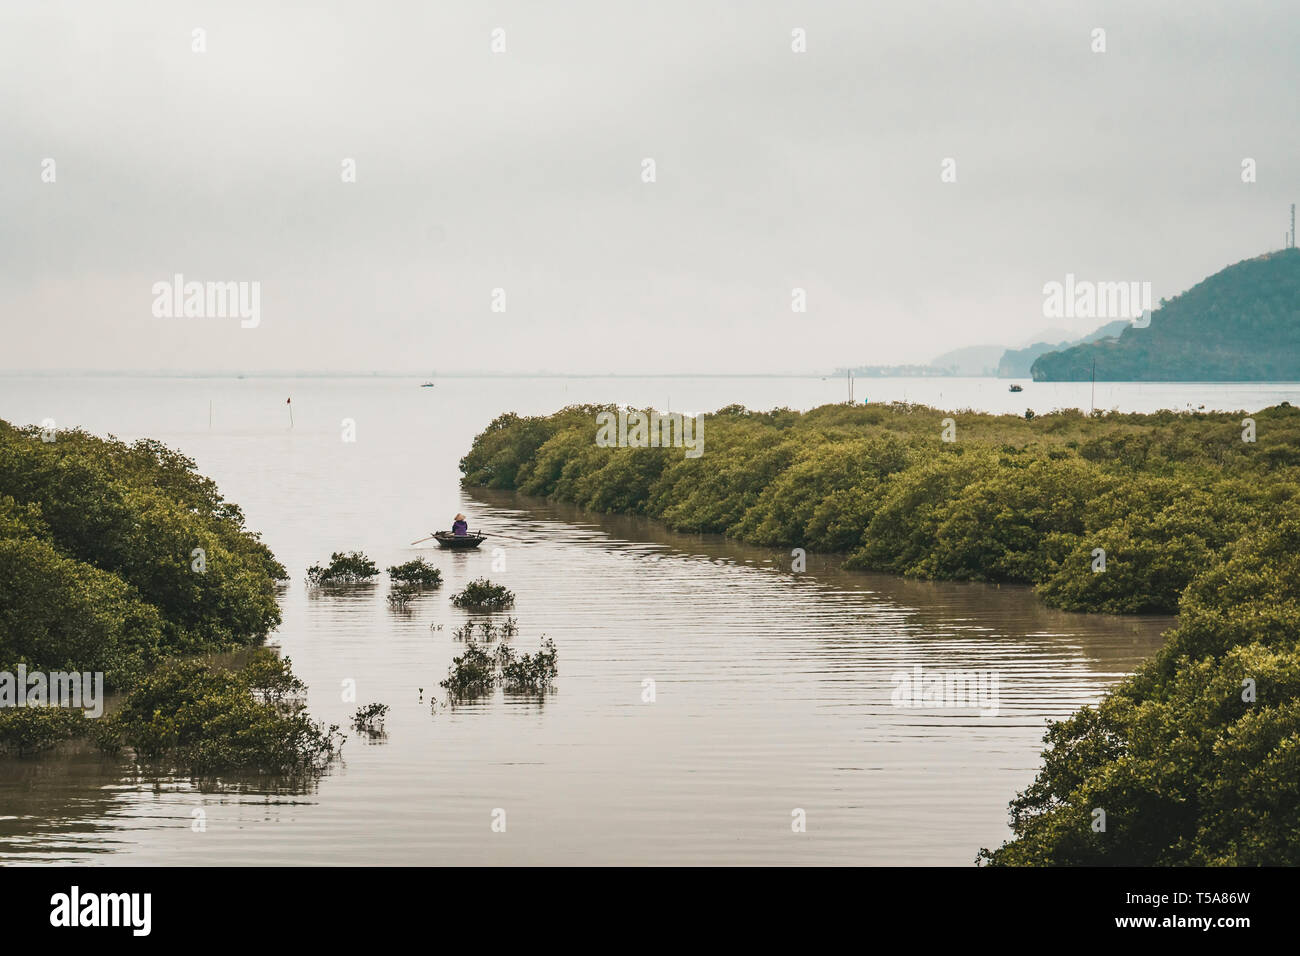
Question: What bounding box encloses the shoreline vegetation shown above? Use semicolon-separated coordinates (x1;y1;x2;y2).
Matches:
461;401;1300;865
0;419;341;773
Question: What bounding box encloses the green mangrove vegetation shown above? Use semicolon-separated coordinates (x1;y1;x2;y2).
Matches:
106;650;342;773
450;577;516;611
0;707;97;757
980;513;1300;865
461;402;1300;614
351;702;390;736
306;551;380;585
497;638;558;693
461;400;1300;864
439;609;554;702
0;421;285;689
387;557;443;588
439;636;558;701
0;419;340;773
453;618;518;642
440;641;498;699
386;557;443;608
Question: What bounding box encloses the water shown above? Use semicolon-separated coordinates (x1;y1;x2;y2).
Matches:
3;374;1281;865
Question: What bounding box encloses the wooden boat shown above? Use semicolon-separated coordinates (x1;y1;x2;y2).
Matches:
1008;384;1024;392
433;531;486;549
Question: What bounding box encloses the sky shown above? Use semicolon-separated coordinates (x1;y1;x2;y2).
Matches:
2;0;1298;375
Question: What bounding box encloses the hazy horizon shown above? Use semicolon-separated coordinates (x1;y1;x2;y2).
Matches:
4;1;1298;374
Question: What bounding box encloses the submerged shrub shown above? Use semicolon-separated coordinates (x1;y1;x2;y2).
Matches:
439;635;558;700
386;583;422;608
0;707;88;756
453;618;516;641
496;638;558;693
450;578;515;611
105;649;343;775
306;551;379;585
439;640;498;699
387;558;442;588
386;558;442;607
351;702;389;735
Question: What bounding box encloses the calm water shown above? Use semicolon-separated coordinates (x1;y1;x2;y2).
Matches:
3;374;1283;865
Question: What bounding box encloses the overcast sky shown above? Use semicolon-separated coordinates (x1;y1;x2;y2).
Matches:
3;1;1298;374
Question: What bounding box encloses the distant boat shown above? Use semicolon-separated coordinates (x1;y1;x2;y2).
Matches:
1008;384;1024;393
420;382;435;388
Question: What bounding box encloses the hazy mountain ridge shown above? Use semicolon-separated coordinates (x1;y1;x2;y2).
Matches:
998;321;1130;378
1032;248;1300;381
928;345;1007;377
842;323;1130;378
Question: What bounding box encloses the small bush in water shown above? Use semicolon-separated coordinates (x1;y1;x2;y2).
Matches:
351;702;389;734
453;618;516;642
387;558;442;588
387;583;421;608
306;551;380;585
439;635;558;702
496;638;558;693
450;578;515;611
439;640;498;699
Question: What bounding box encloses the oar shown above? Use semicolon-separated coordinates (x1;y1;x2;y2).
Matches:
409;533;438;545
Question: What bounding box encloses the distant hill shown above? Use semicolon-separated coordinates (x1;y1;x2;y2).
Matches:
998;320;1129;378
929;344;1006;376
1032;248;1300;381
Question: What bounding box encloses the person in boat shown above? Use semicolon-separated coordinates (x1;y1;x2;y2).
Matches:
451;513;469;537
